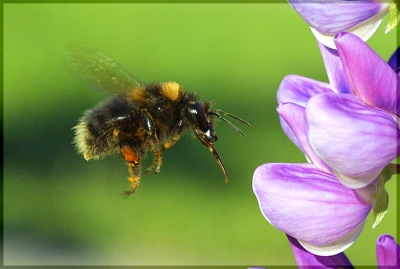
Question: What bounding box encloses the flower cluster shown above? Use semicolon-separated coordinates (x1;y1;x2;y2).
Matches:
252;1;399;267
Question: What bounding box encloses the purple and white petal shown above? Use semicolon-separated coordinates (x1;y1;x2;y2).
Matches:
310;13;385;49
306;93;399;188
288;0;386;34
253;163;373;250
288;1;389;48
298;220;365;256
277;75;332;106
287;234;354;265
278;102;332;173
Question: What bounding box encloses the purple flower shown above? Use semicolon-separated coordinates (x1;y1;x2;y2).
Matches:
253;33;399;255
288;0;389;48
278;32;399;189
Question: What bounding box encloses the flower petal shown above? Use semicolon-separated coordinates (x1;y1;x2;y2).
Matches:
289;1;388;34
298;220;365;256
277;75;332;106
278;103;303;155
310;12;384;49
335;32;399;114
276;75;333;169
376;234;400;268
306;93;399;188
287;234;355;267
278;102;332;173
317;41;349;94
253;163;372;250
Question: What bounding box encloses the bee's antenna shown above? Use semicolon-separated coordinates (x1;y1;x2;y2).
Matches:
211;110;250;126
209;110;250;137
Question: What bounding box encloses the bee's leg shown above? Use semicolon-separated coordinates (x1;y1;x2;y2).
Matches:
145;133;182;174
139;109;163;174
145;143;163;174
121;146;142;197
122;162;142;198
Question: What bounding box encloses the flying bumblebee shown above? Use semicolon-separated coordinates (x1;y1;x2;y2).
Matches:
67;45;250;197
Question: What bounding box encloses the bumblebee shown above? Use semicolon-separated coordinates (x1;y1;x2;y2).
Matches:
67;45;250;197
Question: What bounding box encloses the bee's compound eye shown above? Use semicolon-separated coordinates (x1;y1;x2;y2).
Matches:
188;102;209;132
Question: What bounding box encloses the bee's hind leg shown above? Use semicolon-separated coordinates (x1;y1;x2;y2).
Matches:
122;162;142;198
121;146;142;198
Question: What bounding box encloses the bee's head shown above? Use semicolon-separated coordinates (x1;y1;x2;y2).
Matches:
187;101;218;145
186;101;250;183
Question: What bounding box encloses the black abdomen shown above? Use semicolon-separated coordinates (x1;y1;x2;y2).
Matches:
74;94;140;158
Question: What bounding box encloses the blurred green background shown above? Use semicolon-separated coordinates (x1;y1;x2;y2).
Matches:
4;3;397;267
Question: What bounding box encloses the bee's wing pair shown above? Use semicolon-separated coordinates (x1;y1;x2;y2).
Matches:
64;45;141;94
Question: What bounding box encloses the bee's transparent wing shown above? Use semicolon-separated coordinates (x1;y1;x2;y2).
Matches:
64;45;141;94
